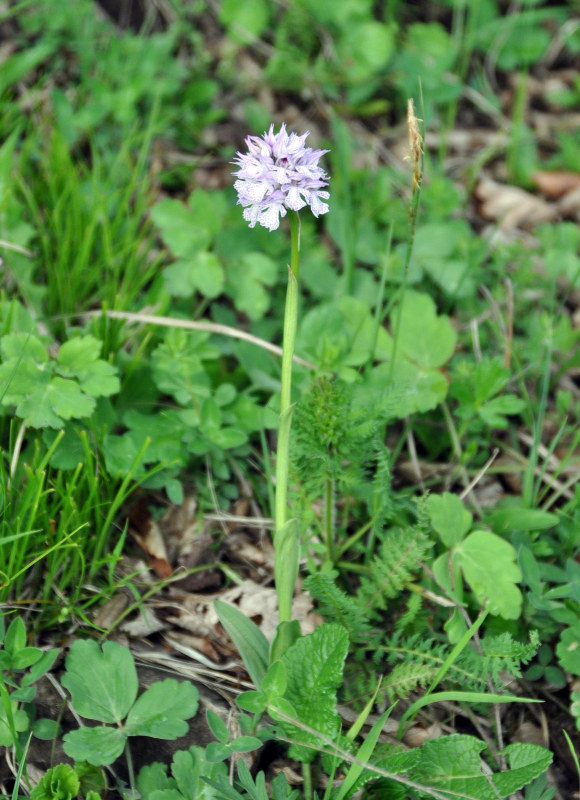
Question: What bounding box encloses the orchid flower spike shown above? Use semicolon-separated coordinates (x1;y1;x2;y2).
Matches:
232;123;330;231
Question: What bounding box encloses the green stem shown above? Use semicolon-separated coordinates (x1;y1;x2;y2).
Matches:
302;762;313;800
324;476;334;564
274;212;301;620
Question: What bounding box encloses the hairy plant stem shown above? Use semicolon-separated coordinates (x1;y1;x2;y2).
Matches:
274;211;301;621
324;476;334;563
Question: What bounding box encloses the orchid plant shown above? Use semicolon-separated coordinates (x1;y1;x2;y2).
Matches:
232;124;330;632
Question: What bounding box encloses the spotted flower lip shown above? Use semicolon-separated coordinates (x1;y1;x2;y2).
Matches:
232;123;330;231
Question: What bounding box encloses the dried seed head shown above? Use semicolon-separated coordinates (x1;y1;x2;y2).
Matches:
407;99;423;191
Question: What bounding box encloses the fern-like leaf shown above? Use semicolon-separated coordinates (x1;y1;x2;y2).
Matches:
303;573;373;642
356;526;432;615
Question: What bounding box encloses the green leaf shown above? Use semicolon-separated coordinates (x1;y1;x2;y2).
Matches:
62;726;126;766
125;679;199;738
396;290;457;368
426;492;472;547
556;624;580;676
495;742;553;795
61;640;138;723
0;698;29;746
137;762;175;796
1;333;47;363
151;198;212;258
229;735;262;753
478;394;525;428
487;507;558;534
454;530;522;620
281;624;348;762
214;600;269;690
172;746;228;800
57;336;102;373
22;648;59;686
164;252;225;299
18;378;95;428
236;691;266;714
77;360;120;397
30;764;80;800
5;615;26;654
206;709;229;744
227;252;278;321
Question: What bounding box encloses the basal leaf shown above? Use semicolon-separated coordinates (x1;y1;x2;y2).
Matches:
78;360;120;397
396;290;457;368
62;725;126;766
477;394;525;428
214;600;269;689
151;198;211;259
454;530;522;620
18;378;95;428
57;335;102;373
125;679;199;738
61;640;138;723
281;624;348;762
0;357;50;404
426;492;472;547
1;333;47;363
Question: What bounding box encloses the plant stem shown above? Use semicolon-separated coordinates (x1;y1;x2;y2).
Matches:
324;476;334;563
274;211;301;621
302;761;313;800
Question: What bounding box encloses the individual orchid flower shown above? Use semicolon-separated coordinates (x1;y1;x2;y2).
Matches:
232;123;330;231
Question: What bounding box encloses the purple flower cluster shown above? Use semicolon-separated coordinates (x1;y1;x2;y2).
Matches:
232;123;330;231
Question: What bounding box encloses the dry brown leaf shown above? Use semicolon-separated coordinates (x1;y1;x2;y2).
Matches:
532;170;580;199
475;176;554;230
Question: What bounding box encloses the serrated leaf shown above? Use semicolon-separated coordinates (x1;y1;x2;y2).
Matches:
77;360;120;397
454;530;522;620
494;742;553;795
164;252;225;299
396;290;457;368
1;332;47;362
426;492;472;546
137;762;175;796
17;378;95;429
151;198;211;258
125;679;199;738
0;357;50;404
30;763;80;800
478;394;525;428
61;640;138;723
227;252;278;321
281;624;348;762
62;726;126;766
57;335;102;373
